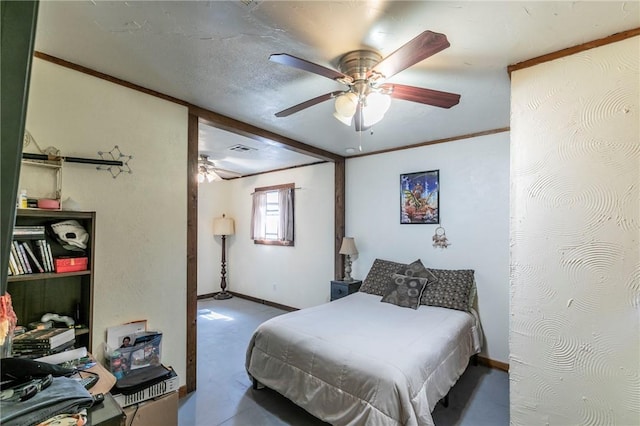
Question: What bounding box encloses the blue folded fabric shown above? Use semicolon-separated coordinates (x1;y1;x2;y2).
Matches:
1;376;93;426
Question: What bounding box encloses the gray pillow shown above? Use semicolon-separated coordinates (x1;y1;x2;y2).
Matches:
381;273;428;309
421;268;475;312
396;259;438;282
360;259;406;296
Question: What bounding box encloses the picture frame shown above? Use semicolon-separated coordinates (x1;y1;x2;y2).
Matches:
400;170;439;224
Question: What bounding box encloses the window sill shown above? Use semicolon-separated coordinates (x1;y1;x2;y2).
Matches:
253;239;294;247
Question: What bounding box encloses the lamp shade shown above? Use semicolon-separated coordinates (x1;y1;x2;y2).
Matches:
334;92;358;117
339;237;358;255
333;111;353;126
213;214;235;236
363;92;391;127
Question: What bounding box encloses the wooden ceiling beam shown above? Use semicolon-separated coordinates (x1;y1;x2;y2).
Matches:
190;105;343;163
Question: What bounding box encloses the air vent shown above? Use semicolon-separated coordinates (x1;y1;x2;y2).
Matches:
239;0;260;9
228;144;257;153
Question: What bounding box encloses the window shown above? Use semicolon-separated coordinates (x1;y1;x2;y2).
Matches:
251;183;294;246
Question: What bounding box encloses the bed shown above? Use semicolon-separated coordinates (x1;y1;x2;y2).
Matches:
245;260;482;426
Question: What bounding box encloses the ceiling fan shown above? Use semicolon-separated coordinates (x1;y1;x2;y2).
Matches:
198;155;241;182
270;30;460;131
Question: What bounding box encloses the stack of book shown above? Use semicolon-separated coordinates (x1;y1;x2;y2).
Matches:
8;226;55;276
12;327;76;358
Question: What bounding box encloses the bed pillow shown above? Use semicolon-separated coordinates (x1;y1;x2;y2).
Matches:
359;259;407;296
396;259;438;282
381;274;428;309
421;268;475;312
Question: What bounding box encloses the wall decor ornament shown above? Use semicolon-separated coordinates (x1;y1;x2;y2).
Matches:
97;145;133;179
23;131;132;179
400;170;439;224
432;226;450;249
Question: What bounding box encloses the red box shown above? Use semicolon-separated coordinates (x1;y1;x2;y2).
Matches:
55;257;88;273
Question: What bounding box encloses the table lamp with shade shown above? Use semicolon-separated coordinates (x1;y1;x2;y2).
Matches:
213;214;235;300
339;237;358;282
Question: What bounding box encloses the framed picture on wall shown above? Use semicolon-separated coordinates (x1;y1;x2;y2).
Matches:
400;170;439;224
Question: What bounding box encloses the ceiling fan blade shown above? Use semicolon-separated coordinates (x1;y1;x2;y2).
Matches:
369;31;450;81
270;53;350;82
275;91;345;117
383;83;460;109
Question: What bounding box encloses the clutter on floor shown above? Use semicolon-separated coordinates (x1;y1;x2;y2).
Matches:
1;314;178;426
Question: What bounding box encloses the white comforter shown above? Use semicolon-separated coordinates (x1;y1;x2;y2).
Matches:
245;292;482;426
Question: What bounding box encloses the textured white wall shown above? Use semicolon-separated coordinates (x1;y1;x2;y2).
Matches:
198;163;335;308
510;36;639;424
345;133;510;363
24;59;188;385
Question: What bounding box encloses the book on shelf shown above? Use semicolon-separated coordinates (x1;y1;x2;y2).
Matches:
22;241;45;273
8;250;20;275
13;338;76;351
10;242;24;274
13;240;31;274
19;243;33;274
35;240;52;272
13;225;46;239
44;240;54;272
12;327;75;349
7;238;60;276
12;340;76;358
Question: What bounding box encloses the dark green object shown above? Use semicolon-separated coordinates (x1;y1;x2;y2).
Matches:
1;1;39;295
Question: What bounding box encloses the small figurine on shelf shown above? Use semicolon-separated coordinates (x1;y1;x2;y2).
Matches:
17;190;28;209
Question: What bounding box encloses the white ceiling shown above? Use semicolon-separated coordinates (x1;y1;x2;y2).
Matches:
34;1;639;176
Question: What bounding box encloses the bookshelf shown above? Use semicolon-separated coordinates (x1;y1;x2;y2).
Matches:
7;209;95;351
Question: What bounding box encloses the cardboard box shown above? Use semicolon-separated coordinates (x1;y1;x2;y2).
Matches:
123;391;178;426
54;256;88;273
88;393;126;426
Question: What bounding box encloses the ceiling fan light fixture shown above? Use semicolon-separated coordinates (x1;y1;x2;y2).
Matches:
363;91;391;127
198;155;223;183
334;92;358;118
366;91;391;115
333;111;353;126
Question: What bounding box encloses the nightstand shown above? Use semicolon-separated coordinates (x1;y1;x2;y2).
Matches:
330;280;362;301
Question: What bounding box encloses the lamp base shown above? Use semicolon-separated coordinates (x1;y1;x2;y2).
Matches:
343;255;354;282
213;291;233;300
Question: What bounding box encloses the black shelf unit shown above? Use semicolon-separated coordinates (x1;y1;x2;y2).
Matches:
8;209;96;351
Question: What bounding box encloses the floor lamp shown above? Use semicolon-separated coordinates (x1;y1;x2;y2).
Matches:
213;214;235;300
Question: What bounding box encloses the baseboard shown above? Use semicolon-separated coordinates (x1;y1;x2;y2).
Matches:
477;355;509;372
197;292;216;300
198;291;297;311
230;292;298;312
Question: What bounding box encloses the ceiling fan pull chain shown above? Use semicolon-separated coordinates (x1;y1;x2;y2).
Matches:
358;107;363;152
